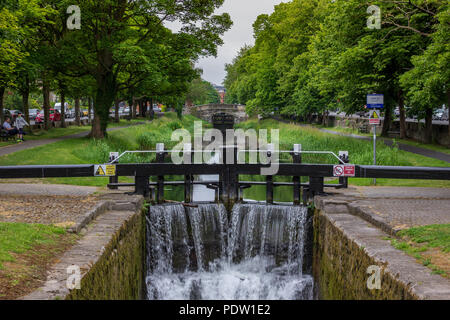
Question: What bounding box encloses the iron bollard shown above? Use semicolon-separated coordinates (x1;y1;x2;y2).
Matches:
339;151;349;189
156;143;166;204
291;144;302;205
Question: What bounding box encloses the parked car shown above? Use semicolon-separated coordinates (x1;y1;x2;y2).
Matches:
355;107;370;118
433;108;447;121
54;103;74;119
29;108;40;120
153;105;161;112
35;109;61;123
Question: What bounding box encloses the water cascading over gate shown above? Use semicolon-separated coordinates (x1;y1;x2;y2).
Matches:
145;204;314;300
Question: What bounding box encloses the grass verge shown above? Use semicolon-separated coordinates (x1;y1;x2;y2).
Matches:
0;222;78;299
387;224;449;278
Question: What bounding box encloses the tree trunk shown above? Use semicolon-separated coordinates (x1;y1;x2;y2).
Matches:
398;91;407;139
90;64;115;139
447;89;450;146
43;77;51;130
60;90;66;128
424;107;433;144
88;97;92;124
381;104;392;137
0;86;5;124
114;99;120;123
132;97;137;118
22;76;30;126
91;112;103;139
75;98;81;126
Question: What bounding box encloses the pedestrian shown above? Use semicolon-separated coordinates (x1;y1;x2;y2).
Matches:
14;112;29;142
2;117;20;141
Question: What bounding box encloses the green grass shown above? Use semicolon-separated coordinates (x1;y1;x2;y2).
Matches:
0;222;66;269
0;118;146;148
314;124;450;155
398;224;450;253
0;113;205;186
236;119;450;188
388;224;449;277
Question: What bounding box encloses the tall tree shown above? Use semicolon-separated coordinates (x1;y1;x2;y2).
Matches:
59;0;232;138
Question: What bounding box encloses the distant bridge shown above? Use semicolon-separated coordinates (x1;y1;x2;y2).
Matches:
184;104;249;124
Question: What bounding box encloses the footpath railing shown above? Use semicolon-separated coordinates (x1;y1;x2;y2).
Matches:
1;144;449;206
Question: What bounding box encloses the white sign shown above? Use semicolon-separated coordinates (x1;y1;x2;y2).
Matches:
367;94;384;109
333;165;356;177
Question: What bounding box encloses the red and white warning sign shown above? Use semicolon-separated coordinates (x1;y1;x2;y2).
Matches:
369;110;381;125
333;165;356;177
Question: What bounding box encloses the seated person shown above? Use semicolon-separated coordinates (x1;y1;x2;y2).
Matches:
2;117;19;138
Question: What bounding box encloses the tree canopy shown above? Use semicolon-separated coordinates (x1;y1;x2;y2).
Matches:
224;0;449;140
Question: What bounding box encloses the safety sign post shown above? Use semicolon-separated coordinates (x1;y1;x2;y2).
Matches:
367;94;384;185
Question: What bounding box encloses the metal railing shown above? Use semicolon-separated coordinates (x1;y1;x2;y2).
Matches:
1;143;449;206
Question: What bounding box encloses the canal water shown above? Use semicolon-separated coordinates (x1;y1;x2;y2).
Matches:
145;203;314;300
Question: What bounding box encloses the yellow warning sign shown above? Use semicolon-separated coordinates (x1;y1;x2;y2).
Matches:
96;166;106;176
94;165;116;177
105;165;116;176
372;110;379;119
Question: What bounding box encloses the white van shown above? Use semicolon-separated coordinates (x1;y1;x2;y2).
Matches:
54;103;73;118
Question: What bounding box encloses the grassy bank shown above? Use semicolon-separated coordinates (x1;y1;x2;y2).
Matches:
388;224;449;278
237;119;450;193
313;124;450;155
0;113;204;186
0;222;77;299
0;119;146;148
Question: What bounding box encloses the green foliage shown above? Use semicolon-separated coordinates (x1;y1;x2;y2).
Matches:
185;78;220;105
225;0;449;128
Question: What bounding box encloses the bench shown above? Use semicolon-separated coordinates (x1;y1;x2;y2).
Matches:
1;129;15;141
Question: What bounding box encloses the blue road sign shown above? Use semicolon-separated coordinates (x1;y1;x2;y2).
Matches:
367;94;384;109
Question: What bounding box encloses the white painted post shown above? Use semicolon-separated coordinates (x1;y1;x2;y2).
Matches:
156;143;165;153
183;143;192;164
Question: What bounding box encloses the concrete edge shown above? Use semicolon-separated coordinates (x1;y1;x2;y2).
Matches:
67;201;113;234
21;194;145;300
315;197;450;300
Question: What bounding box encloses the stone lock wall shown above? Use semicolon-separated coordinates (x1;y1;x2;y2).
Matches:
312;209;418;300
66;209;146;300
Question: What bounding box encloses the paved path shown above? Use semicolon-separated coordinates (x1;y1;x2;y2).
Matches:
276;117;450;163
320;186;450;234
0;183;99;196
0;122;146;157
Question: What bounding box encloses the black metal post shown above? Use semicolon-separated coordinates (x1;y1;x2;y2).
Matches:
291;146;302;205
309;176;324;197
339;152;349;189
108;153;118;190
135;175;149;197
266;176;274;204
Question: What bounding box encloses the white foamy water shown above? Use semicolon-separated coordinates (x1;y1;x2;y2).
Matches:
146;204;313;300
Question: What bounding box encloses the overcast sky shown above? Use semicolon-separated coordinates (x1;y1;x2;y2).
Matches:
194;0;286;86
